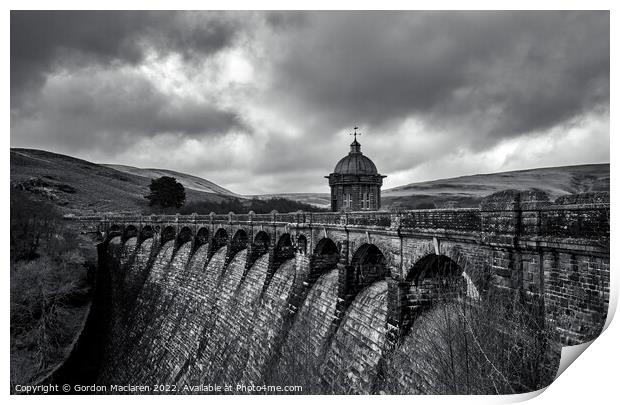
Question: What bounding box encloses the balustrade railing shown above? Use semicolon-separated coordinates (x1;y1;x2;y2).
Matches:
67;203;609;242
275;213;298;223
400;208;481;232
538;204;609;240
347;212;392;227
251;213;273;222
308;212;342;225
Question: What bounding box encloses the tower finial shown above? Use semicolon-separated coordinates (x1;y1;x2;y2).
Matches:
352;126;361;142
349;126;362;153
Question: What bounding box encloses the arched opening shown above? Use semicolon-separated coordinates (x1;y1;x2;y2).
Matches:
140;225;154;242
211;228;229;256
108;224;122;241
253;231;270;255
176;226;193;248
406;254;467;309
122;225;137;242
248;230;270;265
195;227;209;247
297;234;308;255
161;226;176;244
230;229;249;258
315;238;339;256
348;244;388;294
274;233;295;266
311;238;340;276
407;254;464;284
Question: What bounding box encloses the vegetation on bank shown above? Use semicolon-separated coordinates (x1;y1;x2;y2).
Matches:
178;196;328;215
10;189;93;387
377;290;559;394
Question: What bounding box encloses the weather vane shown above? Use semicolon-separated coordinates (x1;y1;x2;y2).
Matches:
350;126;361;142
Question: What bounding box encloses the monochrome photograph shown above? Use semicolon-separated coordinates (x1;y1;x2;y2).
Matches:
9;9;610;396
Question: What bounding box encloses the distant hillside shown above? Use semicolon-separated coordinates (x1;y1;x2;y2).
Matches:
263;164;609;209
10;149;233;215
104;164;241;198
249;193;331;208
382;164;610;209
11;148;609;213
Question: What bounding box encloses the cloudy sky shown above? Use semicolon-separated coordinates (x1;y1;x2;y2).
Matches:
10;11;609;194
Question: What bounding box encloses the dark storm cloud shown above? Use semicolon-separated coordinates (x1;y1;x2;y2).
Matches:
268;11;609;147
12;68;244;155
10;10;610;194
10;10;241;106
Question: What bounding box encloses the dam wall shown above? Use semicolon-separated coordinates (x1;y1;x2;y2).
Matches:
64;190;609;394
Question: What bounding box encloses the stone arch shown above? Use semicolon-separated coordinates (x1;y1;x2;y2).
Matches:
406;253;468;310
107;224;122;241
310;238;340;277
161;225;176;245
406;254;463;285
348;234;397;271
247;230;271;269
350;243;389;291
176;226;193;248
274;233;295;267
122;225;138;242
439;242;486;299
315;237;338;256
405;241;482;300
139;225;154;243
195;227;210;247
211;228;229;257
229;228;249;259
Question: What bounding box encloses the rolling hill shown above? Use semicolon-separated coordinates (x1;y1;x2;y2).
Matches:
103;164;240;198
381;164;610;209
248;193;332;208
10;149;235;215
262;164;609;209
11;148;609;213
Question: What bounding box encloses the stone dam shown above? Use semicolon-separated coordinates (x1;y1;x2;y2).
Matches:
52;190;609;394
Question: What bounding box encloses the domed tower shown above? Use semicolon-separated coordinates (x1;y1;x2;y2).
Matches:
326;128;386;212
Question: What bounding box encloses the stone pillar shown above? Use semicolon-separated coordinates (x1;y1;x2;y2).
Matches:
385;275;409;348
262;240;278;295
480;189;550;293
223;240;235;268
335;239;352;326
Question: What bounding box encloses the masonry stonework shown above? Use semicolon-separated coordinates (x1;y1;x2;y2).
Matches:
60;189;608;393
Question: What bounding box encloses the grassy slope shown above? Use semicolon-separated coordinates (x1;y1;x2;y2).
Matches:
248;193;332;208
103;164;241;198
11;148;609;212
260;164;609;209
10;149;230;215
382;163;610;208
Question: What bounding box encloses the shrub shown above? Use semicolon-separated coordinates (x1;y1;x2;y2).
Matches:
10;189;91;387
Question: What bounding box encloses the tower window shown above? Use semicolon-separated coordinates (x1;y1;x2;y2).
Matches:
344;193;352;208
363;192;369;209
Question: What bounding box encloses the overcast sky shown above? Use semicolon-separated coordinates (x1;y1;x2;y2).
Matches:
10;11;609;194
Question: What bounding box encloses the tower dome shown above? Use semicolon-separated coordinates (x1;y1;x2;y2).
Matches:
333;139;379;175
325;128;386;212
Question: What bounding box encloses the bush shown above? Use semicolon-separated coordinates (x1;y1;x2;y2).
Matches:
10;189;91;387
380;284;560;394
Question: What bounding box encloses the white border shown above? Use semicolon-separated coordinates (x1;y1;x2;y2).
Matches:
4;2;616;404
